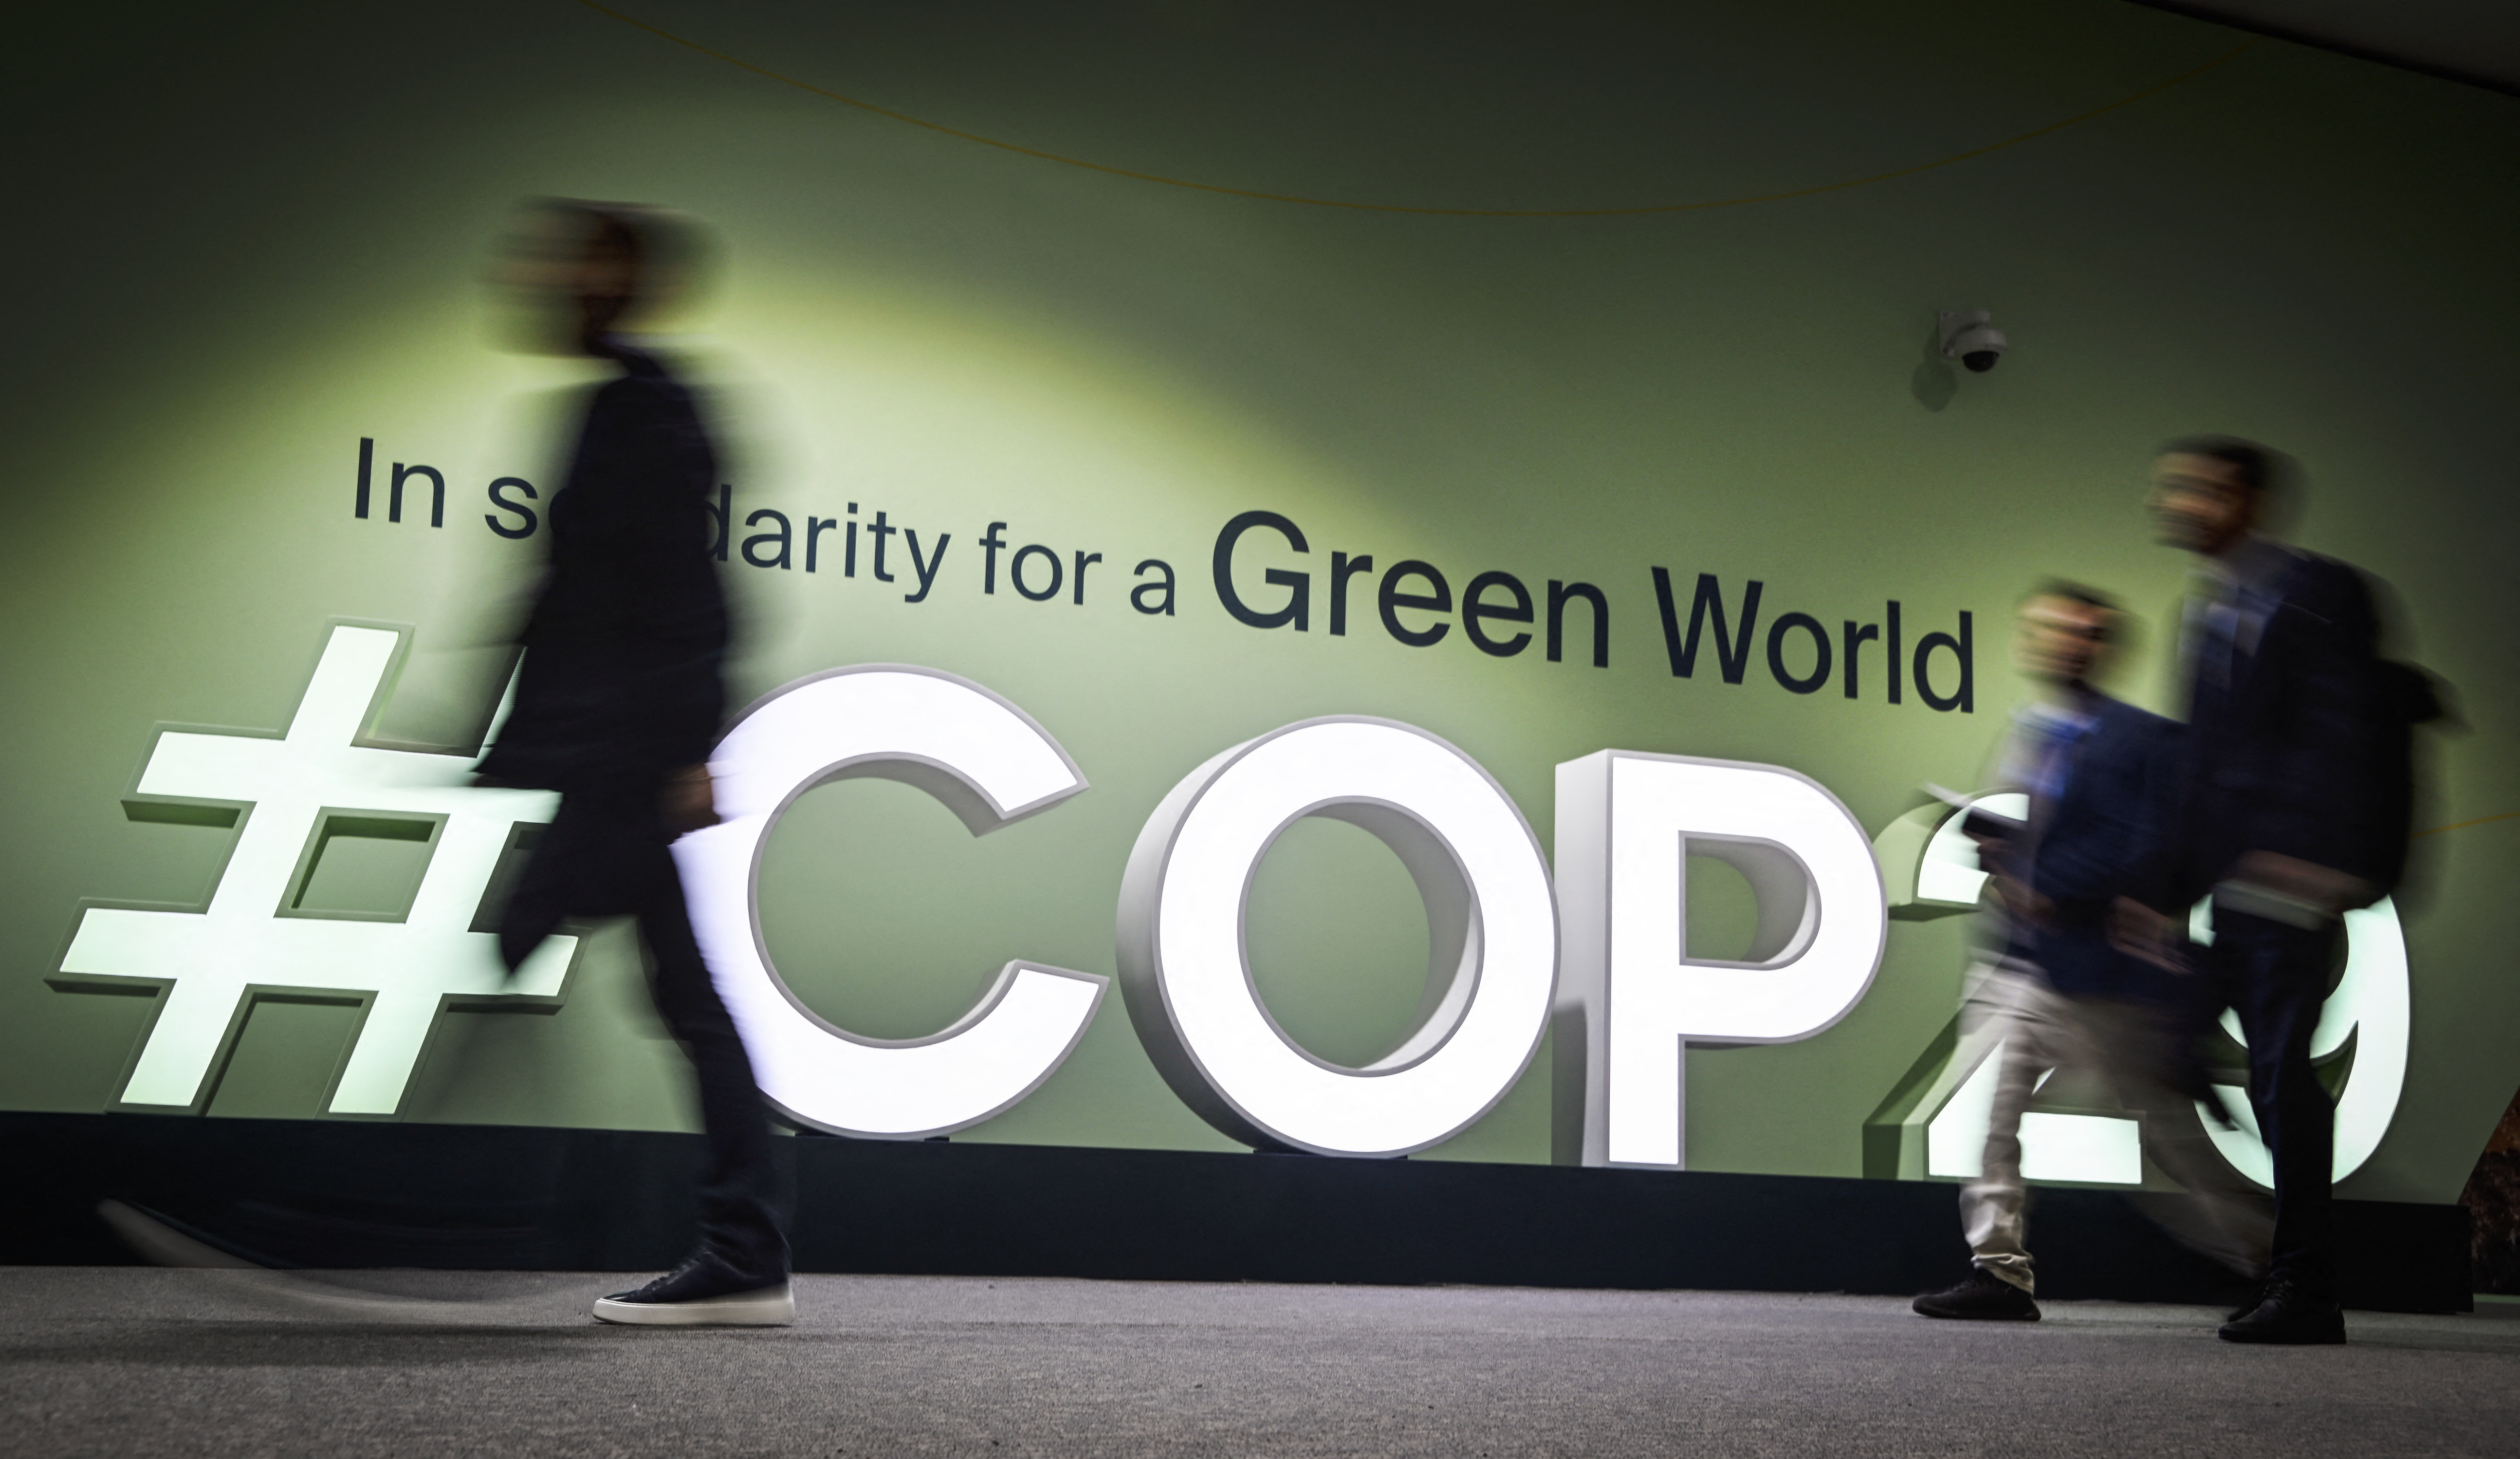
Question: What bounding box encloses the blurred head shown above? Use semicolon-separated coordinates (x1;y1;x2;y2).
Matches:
2149;436;2279;555
2015;581;2120;690
488;199;707;354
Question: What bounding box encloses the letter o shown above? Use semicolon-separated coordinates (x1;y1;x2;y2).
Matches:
1011;544;1064;602
1766;612;1833;695
1116;718;1557;1156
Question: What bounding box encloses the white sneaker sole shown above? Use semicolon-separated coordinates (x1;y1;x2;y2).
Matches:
592;1282;796;1327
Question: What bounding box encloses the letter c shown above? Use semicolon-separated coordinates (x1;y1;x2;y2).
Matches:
673;666;1106;1137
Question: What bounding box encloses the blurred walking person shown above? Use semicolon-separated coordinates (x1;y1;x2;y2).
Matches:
2137;437;2423;1345
1913;584;2271;1322
478;200;792;1327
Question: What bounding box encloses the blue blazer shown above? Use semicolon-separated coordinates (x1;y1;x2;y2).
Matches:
2023;693;2184;1003
2168;548;2389;905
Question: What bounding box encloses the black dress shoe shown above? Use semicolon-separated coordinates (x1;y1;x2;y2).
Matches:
592;1251;794;1327
2217;1279;2345;1345
1913;1268;2041;1321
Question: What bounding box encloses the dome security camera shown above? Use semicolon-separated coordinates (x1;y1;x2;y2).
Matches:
1938;309;2008;373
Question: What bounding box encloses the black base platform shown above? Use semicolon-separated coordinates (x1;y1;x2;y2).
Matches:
2;1111;2471;1311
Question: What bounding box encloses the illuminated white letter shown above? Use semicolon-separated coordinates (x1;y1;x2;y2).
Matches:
675;666;1106;1138
2195;897;2410;1185
1555;749;1887;1168
1116;718;1557;1156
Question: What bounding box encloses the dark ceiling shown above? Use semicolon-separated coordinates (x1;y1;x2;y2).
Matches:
2130;1;2520;94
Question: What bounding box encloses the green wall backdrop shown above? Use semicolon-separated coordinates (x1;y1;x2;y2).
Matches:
5;0;2514;1204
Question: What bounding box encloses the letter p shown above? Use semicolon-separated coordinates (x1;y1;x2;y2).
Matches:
1552;750;1885;1168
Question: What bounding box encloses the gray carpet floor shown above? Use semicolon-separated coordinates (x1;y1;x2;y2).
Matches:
3;1268;2516;1458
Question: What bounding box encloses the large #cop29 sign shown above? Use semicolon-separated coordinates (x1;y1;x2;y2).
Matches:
54;622;2408;1185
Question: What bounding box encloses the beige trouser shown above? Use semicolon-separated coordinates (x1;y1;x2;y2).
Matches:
1960;969;2274;1294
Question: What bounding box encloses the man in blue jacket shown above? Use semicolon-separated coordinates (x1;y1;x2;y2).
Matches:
1913;584;2271;1322
2144;437;2400;1345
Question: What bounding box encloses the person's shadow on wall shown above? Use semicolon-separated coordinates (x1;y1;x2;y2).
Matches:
1910;320;1957;412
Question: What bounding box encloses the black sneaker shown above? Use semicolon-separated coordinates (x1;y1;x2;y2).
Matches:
592;1252;794;1327
2217;1279;2344;1345
1912;1268;2040;1321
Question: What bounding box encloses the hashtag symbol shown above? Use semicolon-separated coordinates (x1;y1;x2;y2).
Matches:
52;623;578;1116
